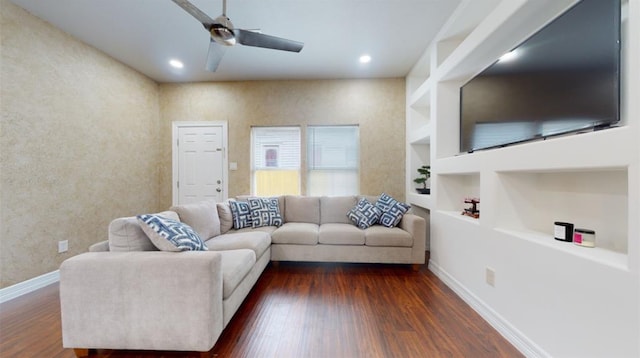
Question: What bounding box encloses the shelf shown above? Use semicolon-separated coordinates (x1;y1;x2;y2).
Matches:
495;168;628;256
408;123;431;144
408;78;432;108
407;46;431;94
437;172;480;214
407;192;432;210
435;126;633;173
407;104;430;136
436;0;578;83
438;210;480;225
495;228;627;271
426;0;502;71
402;1;640;355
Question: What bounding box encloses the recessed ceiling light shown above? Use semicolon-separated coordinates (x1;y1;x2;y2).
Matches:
359;55;371;64
169;59;184;68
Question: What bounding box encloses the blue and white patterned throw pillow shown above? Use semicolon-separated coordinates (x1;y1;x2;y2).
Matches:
347;198;382;229
375;193;411;228
229;200;253;229
136;214;207;252
248;197;283;228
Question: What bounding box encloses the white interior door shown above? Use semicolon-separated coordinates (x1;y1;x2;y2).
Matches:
172;122;228;205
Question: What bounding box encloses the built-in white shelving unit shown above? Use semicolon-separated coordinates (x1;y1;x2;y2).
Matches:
405;0;640;356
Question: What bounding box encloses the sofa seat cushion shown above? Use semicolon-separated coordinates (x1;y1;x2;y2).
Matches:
364;226;413;247
219;249;256;299
205;231;271;259
271;223;319;245
319;223;365;245
231;226;279;235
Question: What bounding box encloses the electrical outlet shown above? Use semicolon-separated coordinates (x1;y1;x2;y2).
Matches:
486;267;495;287
58;240;68;253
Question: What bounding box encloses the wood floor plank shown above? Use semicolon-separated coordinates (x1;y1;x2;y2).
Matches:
0;255;523;358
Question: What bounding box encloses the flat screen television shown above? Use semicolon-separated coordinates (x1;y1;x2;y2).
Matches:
459;0;621;153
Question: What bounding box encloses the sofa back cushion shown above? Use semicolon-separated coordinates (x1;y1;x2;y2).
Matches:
284;196;320;224
358;194;381;204
108;210;178;252
216;201;234;234
170;200;221;240
320;196;357;224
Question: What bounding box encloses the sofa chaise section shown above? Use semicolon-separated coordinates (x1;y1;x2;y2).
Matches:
60;202;271;356
60;251;225;353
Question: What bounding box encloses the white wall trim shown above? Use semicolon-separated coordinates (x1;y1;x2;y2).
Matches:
428;260;549;358
0;270;60;304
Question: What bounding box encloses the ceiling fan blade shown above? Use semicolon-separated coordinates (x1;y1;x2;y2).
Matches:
171;0;216;27
235;29;304;52
206;40;226;72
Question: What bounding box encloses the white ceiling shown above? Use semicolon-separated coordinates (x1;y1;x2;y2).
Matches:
10;0;461;83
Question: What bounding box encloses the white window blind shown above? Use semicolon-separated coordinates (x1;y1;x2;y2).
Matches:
251;126;301;196
252;127;300;169
307;125;359;196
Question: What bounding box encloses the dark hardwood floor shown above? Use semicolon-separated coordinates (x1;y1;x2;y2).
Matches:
0;255;523;358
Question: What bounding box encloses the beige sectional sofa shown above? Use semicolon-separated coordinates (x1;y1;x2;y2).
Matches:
60;195;426;357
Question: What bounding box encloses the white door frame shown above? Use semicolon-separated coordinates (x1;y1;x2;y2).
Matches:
172;121;229;205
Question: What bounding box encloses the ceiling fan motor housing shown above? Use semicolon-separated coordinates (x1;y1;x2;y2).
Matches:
210;16;236;46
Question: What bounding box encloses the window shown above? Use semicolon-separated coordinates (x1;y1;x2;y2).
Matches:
307;125;359;196
251;126;301;196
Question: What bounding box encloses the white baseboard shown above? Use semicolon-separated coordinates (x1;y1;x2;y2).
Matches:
428;261;549;358
0;270;60;304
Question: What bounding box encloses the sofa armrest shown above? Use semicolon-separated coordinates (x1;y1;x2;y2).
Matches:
60;251;224;352
399;214;427;263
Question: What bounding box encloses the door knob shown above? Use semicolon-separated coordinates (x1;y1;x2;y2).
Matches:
216;188;222;192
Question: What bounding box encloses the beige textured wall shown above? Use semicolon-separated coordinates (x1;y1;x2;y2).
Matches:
158;79;406;207
0;1;406;289
0;1;162;288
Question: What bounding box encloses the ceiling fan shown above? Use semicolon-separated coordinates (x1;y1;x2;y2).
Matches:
171;0;304;72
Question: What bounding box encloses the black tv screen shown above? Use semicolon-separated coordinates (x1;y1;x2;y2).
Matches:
459;0;621;153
